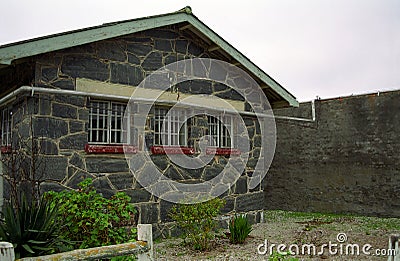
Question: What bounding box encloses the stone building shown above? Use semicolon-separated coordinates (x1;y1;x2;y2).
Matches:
0;7;298;235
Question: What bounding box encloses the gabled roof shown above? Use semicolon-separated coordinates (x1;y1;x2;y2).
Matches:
0;6;298;107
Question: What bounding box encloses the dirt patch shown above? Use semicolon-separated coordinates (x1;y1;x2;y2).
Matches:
154;210;400;260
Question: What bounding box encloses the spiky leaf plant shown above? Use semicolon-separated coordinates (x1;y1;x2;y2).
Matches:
229;214;253;244
0;194;64;258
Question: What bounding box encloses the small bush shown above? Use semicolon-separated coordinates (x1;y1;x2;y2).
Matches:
229;214;253;244
46;178;136;249
269;250;299;261
169;197;225;251
0;194;64;258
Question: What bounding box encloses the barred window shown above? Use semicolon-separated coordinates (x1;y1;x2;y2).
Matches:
208;114;233;148
154;107;187;146
88;101;129;144
1;107;11;146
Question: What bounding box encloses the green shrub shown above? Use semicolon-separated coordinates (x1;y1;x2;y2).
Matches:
269;251;299;261
229;214;253;244
0;194;64;259
169;197;225;251
46;178;136;249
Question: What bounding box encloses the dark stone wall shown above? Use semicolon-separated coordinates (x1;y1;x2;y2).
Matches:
33;24;238;100
265;90;400;217
0;62;35;95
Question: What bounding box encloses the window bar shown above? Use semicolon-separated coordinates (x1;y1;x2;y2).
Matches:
161;109;164;145
167;109;171;146
113;104;117;143
158;109;161;146
119;104;122;143
157;110;160;145
225;116;228;147
168;109;172;146
157;109;160;146
230;117;233;147
104;102;108;143
171;110;174;146
173;110;176;145
96;104;100;143
214;118;216;146
224;116;231;148
1;110;3;145
159;109;162;146
6;115;9;145
115;104;117;143
217;116;221;147
223;116;227;148
8;112;11;145
1;110;3;144
126;104;130;144
102;103;106;143
89;106;92;142
5;111;7;145
106;102;110;144
183;110;187;146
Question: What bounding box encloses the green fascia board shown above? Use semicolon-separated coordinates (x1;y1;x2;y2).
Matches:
0;12;188;65
0;8;298;107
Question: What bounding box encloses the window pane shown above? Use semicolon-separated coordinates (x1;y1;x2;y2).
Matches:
153;107;187;146
207;114;233;148
88;101;129;144
111;102;127;144
89;101;109;143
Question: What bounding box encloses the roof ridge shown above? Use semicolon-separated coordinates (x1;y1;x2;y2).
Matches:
176;6;192;14
0;6;193;49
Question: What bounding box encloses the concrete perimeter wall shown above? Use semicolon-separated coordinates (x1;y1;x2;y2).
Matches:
265;90;400;217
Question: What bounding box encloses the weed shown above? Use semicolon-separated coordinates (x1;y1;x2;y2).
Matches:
268;250;299;261
229;214;253;244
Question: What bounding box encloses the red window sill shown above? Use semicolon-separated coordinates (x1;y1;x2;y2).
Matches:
85;144;137;154
206;147;241;156
1;145;12;154
150;146;195;155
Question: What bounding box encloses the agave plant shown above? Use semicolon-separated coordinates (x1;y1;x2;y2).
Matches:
229;214;253;244
0;194;64;258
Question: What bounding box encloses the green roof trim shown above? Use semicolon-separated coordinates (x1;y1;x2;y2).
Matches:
0;6;298;107
0;12;189;65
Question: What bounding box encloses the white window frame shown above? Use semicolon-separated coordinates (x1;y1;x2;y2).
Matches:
88;100;130;144
153;107;188;146
208;114;233;148
1;107;12;147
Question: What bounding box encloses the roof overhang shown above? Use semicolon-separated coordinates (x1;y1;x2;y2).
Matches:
0;6;298;107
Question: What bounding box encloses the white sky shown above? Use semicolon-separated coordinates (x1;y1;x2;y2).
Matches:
0;0;399;102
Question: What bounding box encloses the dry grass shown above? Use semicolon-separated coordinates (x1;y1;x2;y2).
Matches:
154;210;400;260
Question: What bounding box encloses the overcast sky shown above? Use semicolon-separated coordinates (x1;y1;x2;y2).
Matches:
0;0;399;102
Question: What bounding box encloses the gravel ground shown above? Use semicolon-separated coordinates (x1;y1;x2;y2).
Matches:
154;210;400;260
